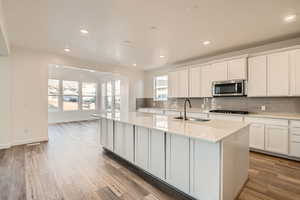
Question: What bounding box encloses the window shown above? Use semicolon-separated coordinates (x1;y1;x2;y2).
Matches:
82;82;97;110
48;79;98;112
63;81;79;111
48;79;60;112
154;75;168;101
101;80;121;111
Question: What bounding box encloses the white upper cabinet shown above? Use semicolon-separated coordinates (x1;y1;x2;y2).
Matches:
178;68;189;98
228;58;247;80
189;66;201;97
290;49;300;96
248;55;267;97
211;61;228;82
201;65;213;97
168;71;178;98
267;51;290;96
168;68;189;98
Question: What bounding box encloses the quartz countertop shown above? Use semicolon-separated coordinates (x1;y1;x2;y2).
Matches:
92;112;249;143
138;107;300;120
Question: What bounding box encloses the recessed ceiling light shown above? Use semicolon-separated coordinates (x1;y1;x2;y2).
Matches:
133;63;137;66
160;55;165;58
64;48;71;52
284;14;297;23
203;40;211;45
80;29;89;34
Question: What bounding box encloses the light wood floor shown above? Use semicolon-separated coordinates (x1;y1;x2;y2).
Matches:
0;121;300;200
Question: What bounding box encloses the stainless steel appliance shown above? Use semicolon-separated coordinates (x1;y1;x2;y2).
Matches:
209;109;249;115
212;80;246;97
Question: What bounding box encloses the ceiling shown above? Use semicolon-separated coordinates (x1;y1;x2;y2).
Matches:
3;0;300;70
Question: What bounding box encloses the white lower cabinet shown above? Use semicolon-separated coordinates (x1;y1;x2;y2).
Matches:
149;129;165;180
166;133;190;194
289;127;300;157
135;126;150;170
249;123;265;150
114;121;134;162
100;118;114;151
265;125;289;154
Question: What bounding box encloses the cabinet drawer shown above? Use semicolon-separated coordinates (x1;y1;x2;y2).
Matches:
291;127;300;135
245;117;288;126
290;120;300;128
290;142;300;158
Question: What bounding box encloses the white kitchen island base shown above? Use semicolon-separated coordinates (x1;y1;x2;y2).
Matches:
95;112;249;200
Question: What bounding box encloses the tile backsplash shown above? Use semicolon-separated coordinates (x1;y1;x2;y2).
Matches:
136;97;300;113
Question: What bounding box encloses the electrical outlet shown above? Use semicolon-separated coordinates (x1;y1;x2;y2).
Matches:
261;105;266;111
201;104;205;109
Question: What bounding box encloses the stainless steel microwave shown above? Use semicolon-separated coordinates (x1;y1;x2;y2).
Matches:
212;80;246;97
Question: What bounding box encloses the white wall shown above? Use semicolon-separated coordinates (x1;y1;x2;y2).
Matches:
0;57;11;149
144;37;300;98
8;46;144;146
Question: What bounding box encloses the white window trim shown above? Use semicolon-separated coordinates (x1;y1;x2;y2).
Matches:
48;79;97;112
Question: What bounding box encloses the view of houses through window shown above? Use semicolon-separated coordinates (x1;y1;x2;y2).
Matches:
48;79;97;112
153;75;168;101
101;80;121;112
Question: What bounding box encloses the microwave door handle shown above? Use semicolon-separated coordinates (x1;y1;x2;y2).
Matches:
235;83;238;92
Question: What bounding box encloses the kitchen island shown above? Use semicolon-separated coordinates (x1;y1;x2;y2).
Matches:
92;112;250;200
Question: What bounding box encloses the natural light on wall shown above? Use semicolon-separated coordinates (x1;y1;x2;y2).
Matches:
153;75;168;101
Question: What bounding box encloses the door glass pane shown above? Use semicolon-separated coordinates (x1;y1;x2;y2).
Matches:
63;81;79;95
115;80;120;96
63;96;79;111
82;96;96;110
48;96;59;112
48;79;60;95
82;82;97;96
107;81;112;96
105;96;112;111
115;95;121;110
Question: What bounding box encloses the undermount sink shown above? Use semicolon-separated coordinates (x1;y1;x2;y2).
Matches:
173;116;210;122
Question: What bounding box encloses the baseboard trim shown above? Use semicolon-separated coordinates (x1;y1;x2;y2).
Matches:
250;148;300;161
0;143;11;150
12;137;49;146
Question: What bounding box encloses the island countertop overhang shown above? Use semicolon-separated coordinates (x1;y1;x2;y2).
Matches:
92;112;249;143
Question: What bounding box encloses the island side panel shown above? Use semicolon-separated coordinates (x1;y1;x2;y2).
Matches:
190;139;221;200
221;126;249;200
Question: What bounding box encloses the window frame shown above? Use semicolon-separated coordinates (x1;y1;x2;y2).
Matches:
82;82;97;111
153;75;168;101
48;79;98;112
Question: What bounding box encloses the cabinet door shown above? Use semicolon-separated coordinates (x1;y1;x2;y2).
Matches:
228;58;247;80
168;71;178;98
248;56;267;97
290;49;300;96
178;69;189;98
107;119;114;151
249;123;265;150
135;126;149;170
114;122;124;157
201;65;213;97
166;133;190;194
149;129;165;180
265;125;288;154
124;123;134;162
189;66;201;97
211;62;228;82
267;52;289;96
